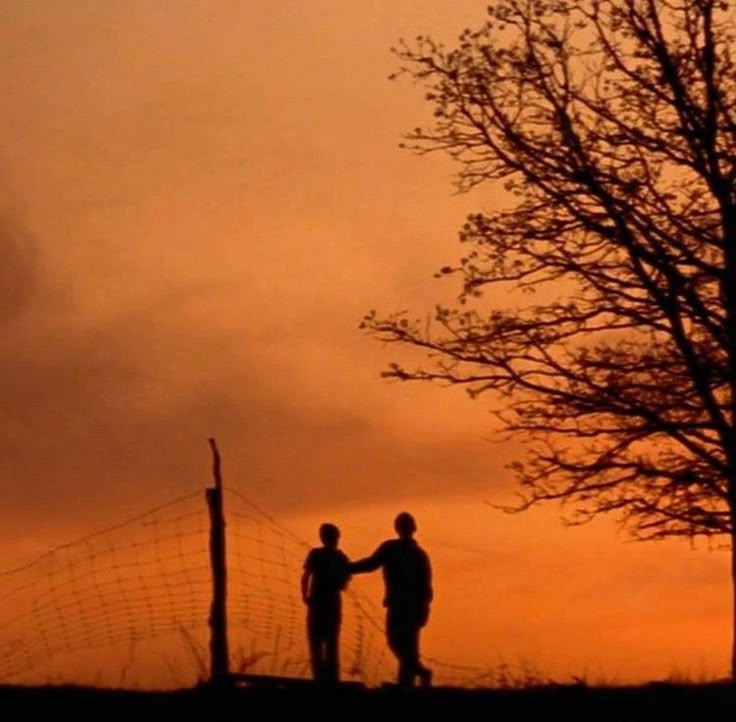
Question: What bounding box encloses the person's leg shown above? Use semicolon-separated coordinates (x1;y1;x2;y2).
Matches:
325;625;339;683
385;609;403;683
317;640;328;682
324;617;340;683
399;621;422;686
392;613;432;687
411;624;432;686
387;608;414;686
307;611;322;681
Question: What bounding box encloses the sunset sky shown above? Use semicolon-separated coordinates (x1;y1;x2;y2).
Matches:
0;0;731;685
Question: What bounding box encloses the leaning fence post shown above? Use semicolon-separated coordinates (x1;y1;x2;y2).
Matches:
206;437;230;684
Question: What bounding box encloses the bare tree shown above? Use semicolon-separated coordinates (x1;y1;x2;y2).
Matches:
362;0;736;678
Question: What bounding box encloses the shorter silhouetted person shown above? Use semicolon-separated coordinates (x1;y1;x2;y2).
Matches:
349;512;433;688
301;522;351;683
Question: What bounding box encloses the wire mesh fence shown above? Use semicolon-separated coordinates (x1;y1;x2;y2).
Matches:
0;487;394;689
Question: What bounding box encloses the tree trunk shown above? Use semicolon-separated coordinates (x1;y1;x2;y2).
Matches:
721;201;736;682
207;438;229;685
731;504;736;682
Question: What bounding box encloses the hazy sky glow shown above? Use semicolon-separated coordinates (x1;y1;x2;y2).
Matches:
0;0;731;686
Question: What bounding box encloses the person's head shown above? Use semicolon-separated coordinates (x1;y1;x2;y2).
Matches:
394;512;417;540
319;522;340;548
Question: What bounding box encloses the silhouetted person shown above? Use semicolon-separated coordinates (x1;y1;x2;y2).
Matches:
301;522;351;683
349;512;433;688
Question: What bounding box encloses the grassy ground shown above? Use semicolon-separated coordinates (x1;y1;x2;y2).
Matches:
2;679;736;721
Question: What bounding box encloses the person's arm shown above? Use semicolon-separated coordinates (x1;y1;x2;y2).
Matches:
301;550;315;603
348;543;385;574
301;569;311;603
423;552;433;605
338;551;352;590
418;549;433;627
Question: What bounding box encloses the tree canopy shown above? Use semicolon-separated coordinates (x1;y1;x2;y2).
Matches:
363;0;736;542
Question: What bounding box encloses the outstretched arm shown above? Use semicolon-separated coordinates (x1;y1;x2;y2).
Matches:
348;545;385;574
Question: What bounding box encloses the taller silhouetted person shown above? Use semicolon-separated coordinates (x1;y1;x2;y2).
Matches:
301;522;351;684
349;512;433;687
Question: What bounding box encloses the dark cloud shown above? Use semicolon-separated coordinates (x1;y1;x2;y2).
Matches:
0;285;506;540
0;0;513;542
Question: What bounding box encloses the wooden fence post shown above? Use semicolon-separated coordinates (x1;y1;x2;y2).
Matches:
206;437;230;684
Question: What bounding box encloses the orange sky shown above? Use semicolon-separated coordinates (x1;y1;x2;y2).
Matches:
0;0;731;686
